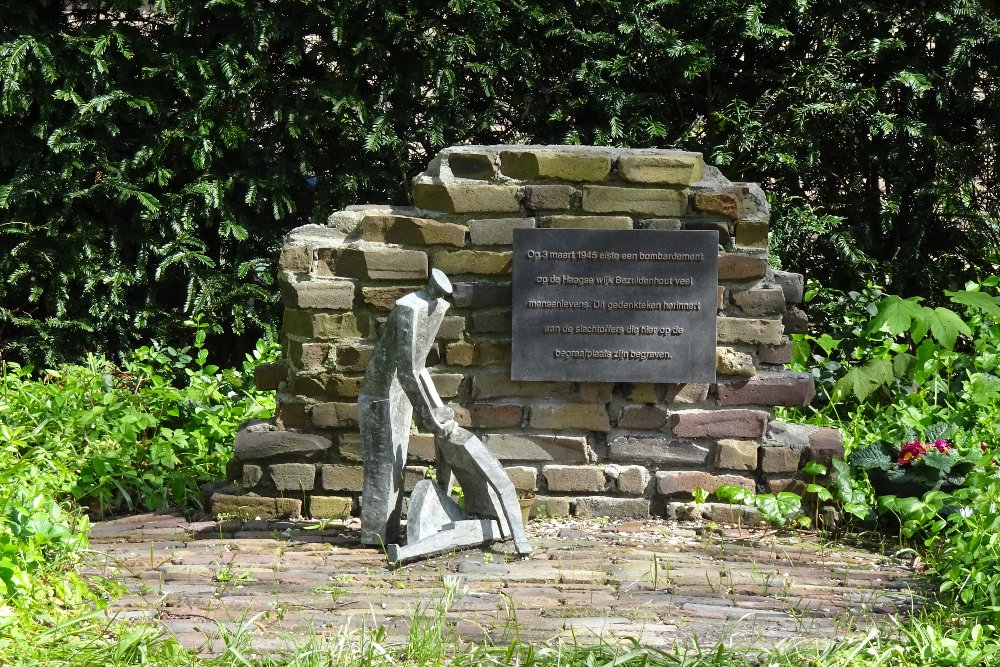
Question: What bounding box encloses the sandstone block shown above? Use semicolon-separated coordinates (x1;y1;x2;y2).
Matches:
320;464;365;492
655;471;755;497
312;312;365;340
334;343;373;372
413;182;520;213
663;383;710;404
716;372;816;407
298;343;331;370
408;432;437;462
211;493;301;520
452;281;511;308
670;409;769;439
735;221;769;248
718;253;767;281
472;374;574;399
309;495;353;519
280;277;355;310
760;446;801;473
311;402;359;428
455;403;523;428
337;433;363;462
576;497;650;520
279;244;312;273
269;463;316;491
529;496;571;518
521;184;575;211
504;466;538;493
582;186;687;216
429;372;464;398
445;340;510;366
717;317;784;346
333;247;427;280
276;400;308;430
543;465;606;493
627;383;658;403
471;309;511;333
469;218;536;245
771;270;805;304
241;464;263;488
483;433;590;462
607;436;709;466
361;285;421;311
433;250;512;275
578;383;614;402
530;403;611;432
614;465;651;495
540;215;632;229
235;430;331;461
361;214;466;247
253;362;287;391
716;347;756;378
693;191;740;219
713;439;758;471
500;149;611;182
617;404;668;429
448;151;496;179
758;337;793;365
731;287;786;316
617;153;704;185
435;316;466;341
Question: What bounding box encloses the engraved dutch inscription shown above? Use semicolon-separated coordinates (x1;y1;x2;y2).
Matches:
512;229;718;382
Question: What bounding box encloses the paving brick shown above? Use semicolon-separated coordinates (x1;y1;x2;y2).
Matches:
656;471;755;497
254;362;287;391
539;215;633;229
718;253;767;281
530;403;610;432
500;149;611;182
235;430;332;462
670;409;769;439
311;402;359;428
582;186;688;216
280;277;355;310
716;347;756;378
483;434;590;462
268;463;317;491
543;465;607;493
607;436;709;466
210;493;301;520
319;464;365;492
617;153;704;185
760;446;801;473
617;404;668;429
575;497;650;520
716;372;816;407
713;439;758;471
433;250;512;275
469;218;536;245
413;182;520;213
445;340;510;366
614;465;651;495
333;247;428;280
731;287;786;316
308;495;353;519
504;466;538;493
521;184;575;210
717;317;784;346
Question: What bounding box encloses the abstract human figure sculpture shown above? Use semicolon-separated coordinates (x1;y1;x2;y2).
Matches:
358;269;531;564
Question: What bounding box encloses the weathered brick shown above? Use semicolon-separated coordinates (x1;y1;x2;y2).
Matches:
758;337;793;365
333;247;428;280
578;383;614;402
693;189;744;219
298;343;331;370
445;340;510;366
334;343;373;372
731;287;786;316
543;465;606;493
311;402;359;428
452;282;511;308
617;153;704;185
760;446;801;473
280;277;355;310
718;253;767;281
471;309;511;333
241;464;263;488
582;186;688;216
319;464;364;492
472;374;574;399
210;493;301;520
504;466;538;493
448;151;495;179
312;312;365;340
642;218;683;230
718;286;726;309
309;495;353;519
716;347;756;378
433;250;512;275
627;383;658;403
663;383;710;404
766;478;808;495
576;497;650;520
413;182;520;213
408;432;437;462
617;404;668;429
521;184;575;211
429;372;464;398
279;244;312;272
784;307;809;334
404;466;427;492
500;150;611;182
713;439;758;471
614;465;651;495
655;471;755;497
326;374;363;399
269;463;317;491
682;220;731;246
361;285;422;311
717;317;784;346
469;218;536;245
530;403;610;432
483;433;590;462
807;427;845;465
771;270;805;304
607;436;709;466
291;373;327;397
361;214;466;247
539;215;633;229
735;221;769;248
454;403;523;428
716;372;816;407
254;362;287;391
435;316;466;341
276;400;308;430
528;496;571;518
338;433;363;462
670;409;769;439
281;309;314;338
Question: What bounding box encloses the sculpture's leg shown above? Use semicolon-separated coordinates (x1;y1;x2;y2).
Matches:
359;394;411;546
386;519;501;567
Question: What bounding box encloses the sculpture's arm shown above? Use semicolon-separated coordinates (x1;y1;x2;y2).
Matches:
396;304;455;435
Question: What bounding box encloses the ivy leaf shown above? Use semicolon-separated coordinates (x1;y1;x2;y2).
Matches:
870;295;924;336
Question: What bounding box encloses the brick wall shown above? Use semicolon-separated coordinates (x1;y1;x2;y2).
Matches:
213;145;842;521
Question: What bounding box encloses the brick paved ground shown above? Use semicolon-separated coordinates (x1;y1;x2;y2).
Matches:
82;511;922;655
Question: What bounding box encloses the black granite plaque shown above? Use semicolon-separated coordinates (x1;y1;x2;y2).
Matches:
511;229;718;383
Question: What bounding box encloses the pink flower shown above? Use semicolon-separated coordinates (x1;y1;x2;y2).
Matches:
898;440;927;465
931;439;952;453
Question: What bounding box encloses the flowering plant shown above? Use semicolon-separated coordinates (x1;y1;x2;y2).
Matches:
849;424;985;495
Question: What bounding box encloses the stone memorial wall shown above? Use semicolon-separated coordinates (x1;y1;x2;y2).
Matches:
211;145;844;522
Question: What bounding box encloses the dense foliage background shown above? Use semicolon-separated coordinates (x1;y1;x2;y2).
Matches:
2;0;999;366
